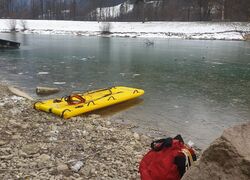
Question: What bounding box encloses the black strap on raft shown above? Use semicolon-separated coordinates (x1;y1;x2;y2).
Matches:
53;99;62;103
85;87;113;95
61;109;71;118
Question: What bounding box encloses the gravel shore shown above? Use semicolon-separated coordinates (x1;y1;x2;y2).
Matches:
0;84;152;179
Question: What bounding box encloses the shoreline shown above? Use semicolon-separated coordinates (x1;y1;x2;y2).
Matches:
0;82;153;179
0;82;204;179
0;19;250;40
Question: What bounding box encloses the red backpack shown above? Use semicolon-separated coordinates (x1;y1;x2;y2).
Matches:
139;135;196;180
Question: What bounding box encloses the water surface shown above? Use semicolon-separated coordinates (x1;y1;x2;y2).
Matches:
1;33;250;148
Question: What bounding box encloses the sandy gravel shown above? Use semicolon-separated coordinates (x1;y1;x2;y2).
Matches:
0;84;153;179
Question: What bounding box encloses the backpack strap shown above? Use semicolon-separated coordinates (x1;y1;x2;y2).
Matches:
173;134;184;143
151;138;173;151
174;147;195;178
150;134;184;151
181;148;194;170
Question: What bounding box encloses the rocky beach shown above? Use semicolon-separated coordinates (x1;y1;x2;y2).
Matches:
0;83;153;179
1;81;249;180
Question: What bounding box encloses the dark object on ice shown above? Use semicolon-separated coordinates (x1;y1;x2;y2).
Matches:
145;39;154;46
0;39;20;49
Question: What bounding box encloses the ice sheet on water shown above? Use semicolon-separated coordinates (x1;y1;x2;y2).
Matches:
37;72;49;75
53;82;66;85
133;73;141;77
210;62;224;65
80;58;87;61
204;61;224;65
120;73;125;77
87;56;95;59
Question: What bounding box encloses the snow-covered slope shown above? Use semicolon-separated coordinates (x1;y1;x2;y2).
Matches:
0;19;250;40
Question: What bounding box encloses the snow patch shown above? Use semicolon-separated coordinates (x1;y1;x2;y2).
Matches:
37;72;49;75
0;19;250;40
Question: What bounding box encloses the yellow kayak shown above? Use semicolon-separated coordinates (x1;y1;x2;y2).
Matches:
34;86;144;119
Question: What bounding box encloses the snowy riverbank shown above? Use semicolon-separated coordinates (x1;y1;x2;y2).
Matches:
0;19;250;40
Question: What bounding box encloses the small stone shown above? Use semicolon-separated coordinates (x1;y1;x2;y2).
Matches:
130;141;136;145
16;161;28;168
90;168;96;175
125;146;133;152
22;143;40;155
12;134;21;140
105;121;111;126
37;154;50;162
0;140;8;146
1;163;7;168
50;124;58;133
82;130;89;136
0;154;14;160
9;119;21;127
49;136;58;141
57;163;69;172
21;124;29;129
71;161;84;172
73;173;80;178
133;132;140;140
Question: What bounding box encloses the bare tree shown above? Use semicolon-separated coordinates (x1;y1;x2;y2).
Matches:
19;20;27;31
100;22;112;35
6;19;17;32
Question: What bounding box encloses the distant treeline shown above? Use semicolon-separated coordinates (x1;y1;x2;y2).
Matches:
0;0;249;22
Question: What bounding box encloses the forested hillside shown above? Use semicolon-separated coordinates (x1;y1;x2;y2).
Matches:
0;0;249;21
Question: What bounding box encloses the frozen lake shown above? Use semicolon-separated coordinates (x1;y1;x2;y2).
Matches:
1;33;250;148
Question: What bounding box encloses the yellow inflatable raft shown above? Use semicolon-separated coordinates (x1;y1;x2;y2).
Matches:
34;86;144;119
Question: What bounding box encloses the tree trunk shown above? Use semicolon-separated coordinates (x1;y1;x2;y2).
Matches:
221;0;225;21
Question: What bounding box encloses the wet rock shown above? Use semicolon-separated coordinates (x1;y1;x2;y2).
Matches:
243;34;250;41
36;86;60;95
183;122;250;180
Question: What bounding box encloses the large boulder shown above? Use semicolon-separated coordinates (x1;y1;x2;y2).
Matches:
243;34;250;41
182;122;250;180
